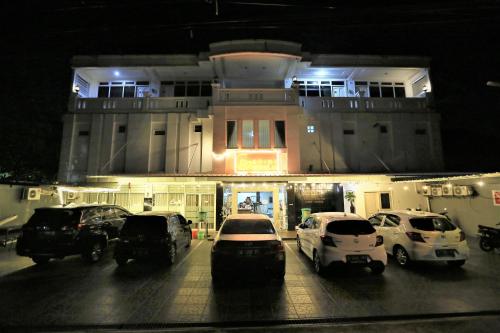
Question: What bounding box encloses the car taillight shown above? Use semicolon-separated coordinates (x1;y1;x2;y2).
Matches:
320;235;336;247
406;232;425;242
459;231;466;242
375;235;384;246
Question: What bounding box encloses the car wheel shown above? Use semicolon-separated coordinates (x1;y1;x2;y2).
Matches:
447;260;466;267
296;236;302;253
32;256;50;265
394;246;411;267
479;237;493;252
115;256;128;266
370;262;385;275
313;250;325;275
83;241;104;263
166;242;177;265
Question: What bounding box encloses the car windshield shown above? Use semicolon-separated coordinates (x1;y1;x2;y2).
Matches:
326;219;376;235
121;215;167;236
220;219;275;234
410;217;457;231
27;209;80;228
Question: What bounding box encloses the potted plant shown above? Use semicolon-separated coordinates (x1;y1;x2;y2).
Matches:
344;191;356;213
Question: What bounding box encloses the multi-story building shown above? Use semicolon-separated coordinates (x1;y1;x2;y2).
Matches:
58;40;442;231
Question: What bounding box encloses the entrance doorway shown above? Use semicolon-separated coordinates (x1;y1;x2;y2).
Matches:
237;191;273;219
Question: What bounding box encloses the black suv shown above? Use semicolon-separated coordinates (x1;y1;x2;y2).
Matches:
114;212;192;266
16;204;131;264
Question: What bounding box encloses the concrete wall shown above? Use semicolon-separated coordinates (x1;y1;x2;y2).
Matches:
425;177;500;236
0;185;60;228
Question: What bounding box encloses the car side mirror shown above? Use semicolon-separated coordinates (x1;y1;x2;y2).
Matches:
187;220;192;225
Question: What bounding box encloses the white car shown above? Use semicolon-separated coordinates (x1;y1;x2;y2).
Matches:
368;210;469;267
296;212;387;274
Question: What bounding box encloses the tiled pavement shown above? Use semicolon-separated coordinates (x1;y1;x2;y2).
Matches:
0;239;500;328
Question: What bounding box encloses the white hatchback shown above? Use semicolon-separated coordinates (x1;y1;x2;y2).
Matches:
368;210;469;267
296;212;387;274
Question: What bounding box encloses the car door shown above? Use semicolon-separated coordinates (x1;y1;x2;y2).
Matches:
369;214;388;251
300;217;315;259
177;214;191;245
168;215;183;248
381;214;402;253
100;206;117;239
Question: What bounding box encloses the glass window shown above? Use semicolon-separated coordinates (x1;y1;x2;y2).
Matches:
381;86;394;97
200;83;212;96
368;215;384;226
110;86;123;98
380;192;391;209
123;86;135;97
307;85;320;96
415;128;427;135
326;220;375;235
187;83;200;96
242;120;254;148
320;86;331;97
394;87;406;98
299;85;306;96
410;218;457;231
258;120;270;148
369;85;381;98
122;216;167;237
274;121;286;148
101;207;116;221
174;83;186;96
221;219;275;234
384;215;400;227
307;125;315;133
98;86;109;98
227;121;237;148
343;129;355;135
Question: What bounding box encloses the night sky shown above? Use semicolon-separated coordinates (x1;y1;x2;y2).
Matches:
2;0;500;181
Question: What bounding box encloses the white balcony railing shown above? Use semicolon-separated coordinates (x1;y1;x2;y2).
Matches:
213;88;297;105
300;97;429;112
71;96;211;112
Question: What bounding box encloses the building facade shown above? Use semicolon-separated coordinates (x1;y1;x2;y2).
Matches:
58;40;443;230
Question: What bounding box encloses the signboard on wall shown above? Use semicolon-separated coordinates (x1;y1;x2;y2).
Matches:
493;190;500;206
235;151;279;174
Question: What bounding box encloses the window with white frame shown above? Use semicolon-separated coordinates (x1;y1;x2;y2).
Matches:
242;120;254;148
258;120;270;148
98;81;150;98
307;125;316;133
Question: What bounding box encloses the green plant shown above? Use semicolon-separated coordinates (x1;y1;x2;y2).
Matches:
344;191;356;213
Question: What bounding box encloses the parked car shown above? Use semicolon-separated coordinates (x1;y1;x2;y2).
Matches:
211;214;286;282
368;210;469;267
114;211;192;266
16;204;131;264
296;212;387;274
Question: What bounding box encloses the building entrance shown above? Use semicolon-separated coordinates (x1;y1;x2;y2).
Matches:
237;191;274;219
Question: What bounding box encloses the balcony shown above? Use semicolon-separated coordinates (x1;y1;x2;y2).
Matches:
213;88;297;106
70;96;211;113
300;96;430;113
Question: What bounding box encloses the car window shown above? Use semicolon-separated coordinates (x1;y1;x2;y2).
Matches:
368;215;384;226
83;208;102;224
121;215;168;236
304;217;314;228
312;217;320;229
410;217;457;231
326;219;376;235
177;215;188;225
27;209;80;228
384;215;401;227
114;207;129;218
101;207;116;221
220;219;275;234
170;215;180;224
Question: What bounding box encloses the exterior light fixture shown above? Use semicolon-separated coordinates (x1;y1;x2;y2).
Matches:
114;70;120;77
403;186;409;190
477;181;485;187
422;85;428;92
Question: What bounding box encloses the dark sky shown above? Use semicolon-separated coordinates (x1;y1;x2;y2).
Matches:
1;0;500;180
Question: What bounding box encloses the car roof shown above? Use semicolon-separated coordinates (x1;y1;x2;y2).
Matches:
312;212;366;221
225;214;271;221
35;203;122;211
135;211;178;217
377;210;444;218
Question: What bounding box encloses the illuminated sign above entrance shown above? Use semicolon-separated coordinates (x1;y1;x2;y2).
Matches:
235;150;285;174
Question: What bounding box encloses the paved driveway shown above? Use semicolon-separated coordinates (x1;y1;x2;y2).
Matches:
0;239;499;328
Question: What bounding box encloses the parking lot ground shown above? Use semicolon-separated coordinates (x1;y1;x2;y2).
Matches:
0;239;499;331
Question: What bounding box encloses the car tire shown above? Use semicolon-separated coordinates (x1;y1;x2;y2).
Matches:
447;260;466;267
394;246;411;267
370;262;385;275
166;242;177;265
296;236;303;253
313;250;325;275
479;237;493;252
115;256;128;266
83;241;104;263
32;256;50;265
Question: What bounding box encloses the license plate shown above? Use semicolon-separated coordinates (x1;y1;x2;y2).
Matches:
239;249;259;256
347;255;368;264
436;249;455;257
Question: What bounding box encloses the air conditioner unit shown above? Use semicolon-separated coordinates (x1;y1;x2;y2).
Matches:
25;188;41;200
430;186;442;196
453;185;472;196
67;192;78;200
421;186;431;196
442;185;453;196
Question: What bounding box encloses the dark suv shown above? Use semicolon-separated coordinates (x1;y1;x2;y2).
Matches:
114;212;192;266
16;204;131;264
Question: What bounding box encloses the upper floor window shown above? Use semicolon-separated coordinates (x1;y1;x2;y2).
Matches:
226;121;238;148
98;81;150;98
274;121;286;148
162;81;212;97
367;82;406;98
307;125;316;133
258;120;270;148
242;120;254;148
